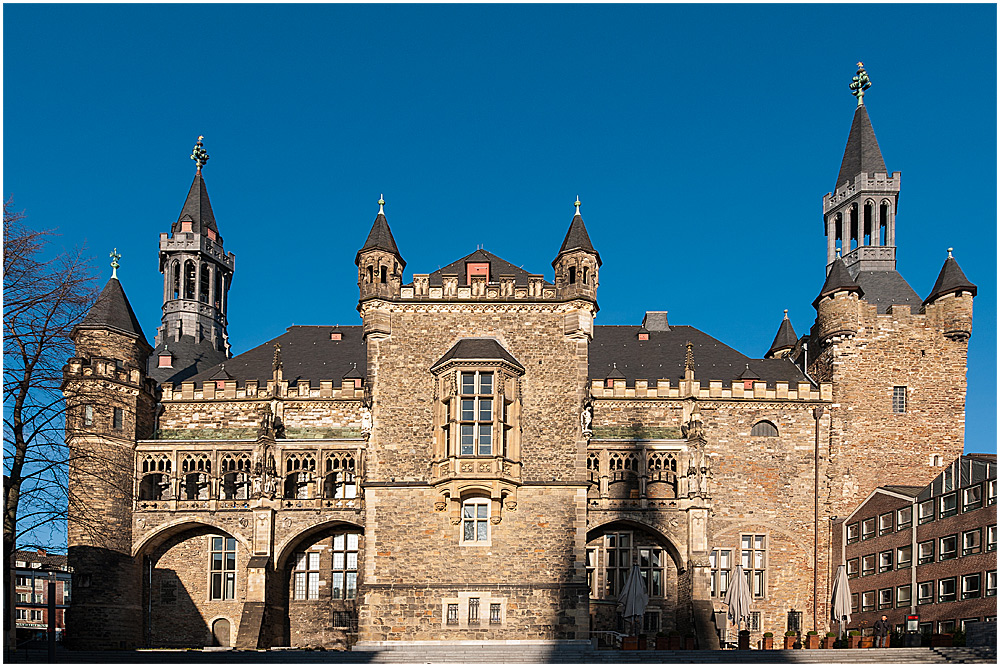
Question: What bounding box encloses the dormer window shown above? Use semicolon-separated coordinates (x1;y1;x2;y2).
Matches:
158;354;173;368
206;228;217;241
181;221;193;232
466;262;490;284
330;331;342;341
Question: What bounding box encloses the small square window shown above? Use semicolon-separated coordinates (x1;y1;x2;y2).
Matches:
986;571;997;597
861;591;875;611
961;573;981;600
878;550;893;573
987;525;997;552
861;554;875;576
939;493;958;518
917;581;933;605
846;558;859;579
846;523;859;544
938;620;955;634
938;577;957;603
892;386;906;413
963;529;981;556
917;499;935;525
896;585;911;607
446;603;459;625
878;512;894;535
939;535;957;561
917;540;934;565
861;518;875;540
896;545;912;569
963;485;983;512
896;506;912;530
988;480;996;506
878;588;893;609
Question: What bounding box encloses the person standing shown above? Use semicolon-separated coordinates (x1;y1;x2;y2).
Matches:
873;615;891;648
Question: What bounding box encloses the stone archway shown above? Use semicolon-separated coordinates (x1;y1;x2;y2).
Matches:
211;618;231;646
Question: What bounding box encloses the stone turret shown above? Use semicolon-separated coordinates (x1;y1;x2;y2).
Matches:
922;248;977;341
150;137;235;384
813;256;864;344
552;197;601;303
64;266;156;649
765;310;798;359
356;196;404;341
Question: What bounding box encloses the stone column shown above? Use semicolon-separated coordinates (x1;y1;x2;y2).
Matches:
827;215;837;265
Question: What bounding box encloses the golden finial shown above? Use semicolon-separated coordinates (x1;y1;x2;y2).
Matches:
191;135;210;171
378;194;385;215
109;248;121;279
783;309;789;319
574;196;581;216
850;62;872;107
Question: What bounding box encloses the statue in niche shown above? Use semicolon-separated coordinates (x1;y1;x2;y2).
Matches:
580;401;594;437
360;405;372;438
252;406;280;499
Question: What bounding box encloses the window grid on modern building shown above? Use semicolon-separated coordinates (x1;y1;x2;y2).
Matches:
209;536;236;600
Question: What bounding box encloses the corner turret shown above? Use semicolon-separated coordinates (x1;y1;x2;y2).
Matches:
922;248;977;341
356;195;405;303
552;197;601;302
765;310;798;359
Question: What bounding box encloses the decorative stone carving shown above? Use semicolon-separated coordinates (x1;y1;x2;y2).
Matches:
580;401;594;438
504;500;517;512
360;405;373;438
434;500;447;512
478;462;490;472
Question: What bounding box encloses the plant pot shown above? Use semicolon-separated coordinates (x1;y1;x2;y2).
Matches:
667;635;682;650
683;637;695;650
654;637;669;650
860;637;873;649
823;637;836;649
762;636;773;650
622;636;639;651
805;635;820;649
848;636;861;649
930;633;953;648
783;636;796;649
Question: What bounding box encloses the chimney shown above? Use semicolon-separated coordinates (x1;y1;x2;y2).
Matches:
642;311;669;332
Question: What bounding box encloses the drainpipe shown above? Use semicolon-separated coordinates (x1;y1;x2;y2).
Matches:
813;406;825;633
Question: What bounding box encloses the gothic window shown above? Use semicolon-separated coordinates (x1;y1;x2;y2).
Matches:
750;421;778;437
460;371;494;456
323;455;357;499
892;386;907;413
646;451;678;498
220;454;251;500
582;267;590;285
462;498;490;544
863;201;874;245
199;264;210;302
171;261;180;299
879;201;891;244
181;454;211;500
214;270;224;309
209;536;236;600
113;407;123;430
292;551;320;600
741;534;766;598
139;454;173;501
604;532;631;598
284;454;316;499
608;452;639;499
568;266;576;284
83;404;93;427
184;260;196;300
330;532;360;599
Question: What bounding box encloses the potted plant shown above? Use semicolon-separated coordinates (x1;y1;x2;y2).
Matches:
654;631;668;650
929;633;953;648
848;630;861;649
783;630;797;649
805;630;820;649
667;630;682;650
762;632;774;650
622;635;639;651
683;634;696;650
823;631;837;649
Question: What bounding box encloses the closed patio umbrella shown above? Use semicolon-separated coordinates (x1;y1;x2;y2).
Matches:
830;564;852;638
724;564;753;630
617;564;649;635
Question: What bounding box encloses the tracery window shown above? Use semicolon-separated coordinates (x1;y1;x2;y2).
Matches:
324;454;357;499
139;454;173;500
181;454;211;500
750;421;778;437
283;454;316;499
220;454;251;500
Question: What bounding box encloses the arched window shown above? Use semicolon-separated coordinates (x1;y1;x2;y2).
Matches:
220;454;251;500
283;454;316;499
324;455;357;499
863;201;874;246
199;264;210;302
834;213;843;254
879;201;891;245
751;421;779;437
181;454;211;499
366;265;373;283
214;270;224;308
184;260;196;300
171;261;180;299
582;267;589;285
849;204;859;250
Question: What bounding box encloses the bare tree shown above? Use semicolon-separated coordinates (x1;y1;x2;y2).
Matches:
3;196;97;583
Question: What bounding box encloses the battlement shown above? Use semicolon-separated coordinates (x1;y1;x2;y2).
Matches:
63;356;154;392
823;171;901;214
160;377;366;402
401;274;556;301
159;231;235;270
589;377;831;401
815;288;973;346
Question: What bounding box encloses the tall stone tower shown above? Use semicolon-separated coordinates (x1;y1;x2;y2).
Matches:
149;137;235;384
552;197;601;303
64;258;156;649
810;64;975;513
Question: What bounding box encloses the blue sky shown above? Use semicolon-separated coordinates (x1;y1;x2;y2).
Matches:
4;4;996;453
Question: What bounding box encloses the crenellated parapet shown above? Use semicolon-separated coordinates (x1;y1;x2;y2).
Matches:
159;377;367;402
589;377;831;402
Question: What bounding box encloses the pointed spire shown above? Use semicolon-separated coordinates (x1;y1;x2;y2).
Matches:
924;248;977;304
553;196;601;267
766;309;798;358
814;257;864;308
176;171;218;235
78;275;148;342
356;194;405;268
835;103;888;191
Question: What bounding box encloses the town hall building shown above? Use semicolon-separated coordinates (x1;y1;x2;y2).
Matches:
64;66;976;650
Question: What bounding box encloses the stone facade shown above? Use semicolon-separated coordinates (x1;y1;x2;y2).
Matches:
65;98;976;650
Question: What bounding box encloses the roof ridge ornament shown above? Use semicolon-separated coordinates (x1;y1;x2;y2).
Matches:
109;248;121;279
947;247;953;258
191;135;210;171
685;341;695;373
783;309;789;320
850;62;872;107
574;196;581;217
378;194;385;216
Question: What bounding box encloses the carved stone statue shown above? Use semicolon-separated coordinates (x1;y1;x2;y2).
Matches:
580;402;594;437
360;405;373;437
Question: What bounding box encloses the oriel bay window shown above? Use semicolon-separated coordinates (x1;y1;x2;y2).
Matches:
460;371;495;456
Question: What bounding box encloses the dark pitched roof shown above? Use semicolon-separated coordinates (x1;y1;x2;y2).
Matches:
924;255;977;304
172;171;218;236
186;326;366;387
813;258;863;308
342;363;363;379
149;336;229;385
553;214;601;267
854;270;921;314
78;277;148;343
737;364;760;380
766;312;798;357
14;549;67;569
356;212;404;268
427;249;551;287
835;105;888;191
430;338;524;372
208;364;234;381
590;325;811;387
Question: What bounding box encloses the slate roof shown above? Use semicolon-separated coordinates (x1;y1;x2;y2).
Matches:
356;212;404;267
854;270;921;314
427;249;551;287
430;338;524;372
172;171;218;236
149;337;228;385
590;325;811;387
813;258;863;308
553;214;601;266
766;313;798;357
835;105;888;191
78;278;149;343
924;255;977;304
186;326;366;387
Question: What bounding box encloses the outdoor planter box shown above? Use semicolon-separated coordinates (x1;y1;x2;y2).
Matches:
622;637;639;651
860;637;874;649
667;635;682;650
783;636;796;649
848;635;861;649
683;637;695;650
761;636;773;650
823;636;836;649
930;634;953;648
805;634;820;649
654;637;669;650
